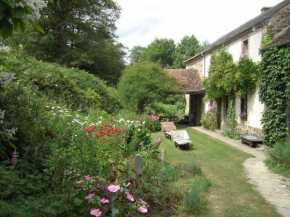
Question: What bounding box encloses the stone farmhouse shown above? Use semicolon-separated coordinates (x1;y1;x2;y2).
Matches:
167;0;290;136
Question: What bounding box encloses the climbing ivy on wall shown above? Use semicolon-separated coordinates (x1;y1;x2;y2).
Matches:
259;44;290;146
203;49;259;100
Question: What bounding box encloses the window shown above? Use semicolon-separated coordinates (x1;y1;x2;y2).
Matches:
242;39;249;56
240;96;247;121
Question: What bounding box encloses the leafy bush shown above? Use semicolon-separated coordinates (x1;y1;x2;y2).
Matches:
266;138;290;177
143;117;161;132
201;107;218;131
118;63;182;113
222;100;240;139
145;101;185;117
6;57;120;113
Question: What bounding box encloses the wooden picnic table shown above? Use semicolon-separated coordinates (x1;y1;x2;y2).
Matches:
240;134;263;147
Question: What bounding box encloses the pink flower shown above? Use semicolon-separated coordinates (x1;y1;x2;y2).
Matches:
126;182;131;187
12;150;18;166
125;192;134;202
137;206;148;213
139;199;148;205
85;193;95;200
76;179;84;184
90;209;102;217
101;198;109;204
108;184;120;192
85;175;91;180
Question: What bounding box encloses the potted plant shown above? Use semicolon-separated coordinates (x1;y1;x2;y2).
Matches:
240;111;247;121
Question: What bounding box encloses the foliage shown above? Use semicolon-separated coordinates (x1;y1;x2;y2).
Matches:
201;106;218;131
0;0;44;39
235;56;260;96
183;186;208;215
259;45;290;145
139;38;176;68
222;99;240;139
178;162;203;177
145;100;185;117
203;49;259;100
6;0;126;85
184;177;211;192
6;56;120;113
172;35;207;69
118;63;182;113
143;117;161;133
261;26;274;49
129;45;145;65
203;49;237;100
266;137;290;177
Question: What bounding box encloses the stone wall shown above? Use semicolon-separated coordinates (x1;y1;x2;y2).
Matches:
186;58;204;78
268;3;290;37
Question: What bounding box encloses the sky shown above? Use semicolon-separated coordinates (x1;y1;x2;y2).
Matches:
114;0;284;50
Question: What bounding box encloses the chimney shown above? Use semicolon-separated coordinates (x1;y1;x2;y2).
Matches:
261;7;271;13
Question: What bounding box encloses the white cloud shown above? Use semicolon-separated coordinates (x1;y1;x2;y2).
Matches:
114;0;283;50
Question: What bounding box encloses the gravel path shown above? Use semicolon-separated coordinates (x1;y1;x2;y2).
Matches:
193;127;290;217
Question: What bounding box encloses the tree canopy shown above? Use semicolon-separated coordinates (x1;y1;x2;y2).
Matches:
118;63;182;113
6;0;126;85
129;35;207;69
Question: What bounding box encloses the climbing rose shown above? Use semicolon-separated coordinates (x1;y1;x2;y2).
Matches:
101;198;109;204
76;179;84;184
85;175;91;180
90;209;102;217
139;199;148;205
108;184;120;192
125;192;134;202
137;206;148;213
85;193;95;200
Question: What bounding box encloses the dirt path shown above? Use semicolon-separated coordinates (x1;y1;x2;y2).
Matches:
193;127;290;217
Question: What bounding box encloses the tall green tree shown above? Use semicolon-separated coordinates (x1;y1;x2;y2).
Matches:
7;0;125;85
129;45;145;65
139;38;175;68
172;35;207;69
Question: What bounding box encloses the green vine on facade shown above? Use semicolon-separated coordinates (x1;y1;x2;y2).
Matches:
259;44;290;145
202;49;259;136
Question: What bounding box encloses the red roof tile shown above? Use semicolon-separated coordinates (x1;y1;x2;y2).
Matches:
164;69;202;91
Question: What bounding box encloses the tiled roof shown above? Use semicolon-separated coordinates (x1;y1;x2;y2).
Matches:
165;69;203;92
185;0;290;63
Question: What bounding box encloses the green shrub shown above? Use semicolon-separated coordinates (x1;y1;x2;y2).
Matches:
184;186;208;215
267;138;290;177
145;101;185;117
143;117;161;132
201;107;218;131
6;57;120;113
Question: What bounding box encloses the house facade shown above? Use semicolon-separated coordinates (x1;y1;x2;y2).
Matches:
183;0;290;136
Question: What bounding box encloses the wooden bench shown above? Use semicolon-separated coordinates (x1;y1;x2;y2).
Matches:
240;134;263;147
170;130;192;149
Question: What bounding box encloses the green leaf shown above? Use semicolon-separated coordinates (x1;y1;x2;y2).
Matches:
0;2;8;11
29;20;44;34
0;12;4;20
111;208;119;217
19;19;25;31
12;18;19;29
73;198;83;206
3;0;16;9
11;8;23;18
0;21;13;39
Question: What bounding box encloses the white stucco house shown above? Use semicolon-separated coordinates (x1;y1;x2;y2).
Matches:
182;0;290;136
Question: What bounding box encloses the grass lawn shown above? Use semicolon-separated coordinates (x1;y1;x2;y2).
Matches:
154;127;281;217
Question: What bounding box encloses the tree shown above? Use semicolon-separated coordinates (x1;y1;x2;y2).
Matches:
139;38;175;68
118;63;182;113
7;0;126;85
172;35;206;69
129;45;145;65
